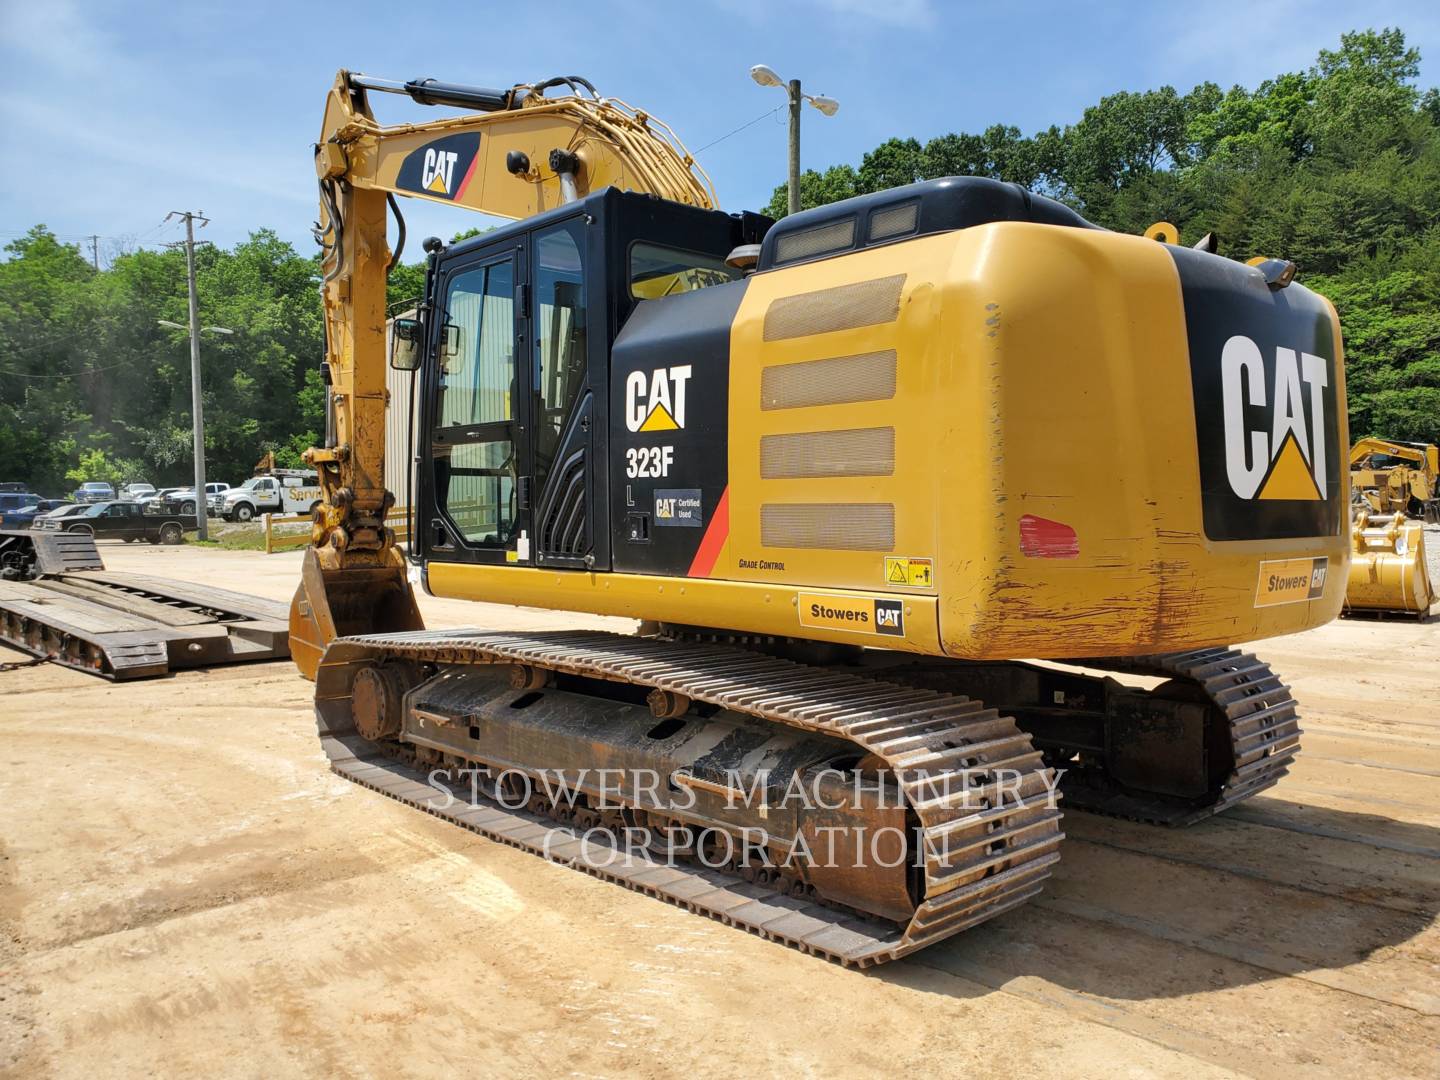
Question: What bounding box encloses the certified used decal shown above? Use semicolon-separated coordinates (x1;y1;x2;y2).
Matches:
798;592;905;637
654;488;703;527
1254;556;1328;607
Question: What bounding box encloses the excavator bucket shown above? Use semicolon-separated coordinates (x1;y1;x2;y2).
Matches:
289;547;424;679
1344;511;1435;618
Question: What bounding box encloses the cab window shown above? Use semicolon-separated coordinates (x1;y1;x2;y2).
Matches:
629;242;739;300
434;255;519;548
533;220;588;495
438;260;515;429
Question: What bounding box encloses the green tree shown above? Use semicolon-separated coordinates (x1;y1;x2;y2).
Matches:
754;27;1440;444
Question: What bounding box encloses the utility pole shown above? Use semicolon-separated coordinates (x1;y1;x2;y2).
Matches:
166;210;211;540
87;235;100;271
788;78;802;217
750;66;838;217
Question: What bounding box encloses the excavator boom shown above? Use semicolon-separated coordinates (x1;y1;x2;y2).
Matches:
290;71;716;676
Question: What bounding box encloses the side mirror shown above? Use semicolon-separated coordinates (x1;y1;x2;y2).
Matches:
390;317;423;371
438;322;461;363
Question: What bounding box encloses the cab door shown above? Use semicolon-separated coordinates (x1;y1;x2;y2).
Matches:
423;240;530;565
529;217;594;568
105;503;138;539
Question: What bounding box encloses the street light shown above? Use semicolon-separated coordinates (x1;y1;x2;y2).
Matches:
158;320;233;335
750;64;840;216
157;318;234;539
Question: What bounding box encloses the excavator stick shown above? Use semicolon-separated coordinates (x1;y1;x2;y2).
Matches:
288;546;423;680
1344;511;1435;619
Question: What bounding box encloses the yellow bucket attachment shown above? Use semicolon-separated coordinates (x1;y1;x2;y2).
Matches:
1344;511;1435;618
289;546;424;679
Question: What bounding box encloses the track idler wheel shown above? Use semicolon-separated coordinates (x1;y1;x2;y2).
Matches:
351;663;419;742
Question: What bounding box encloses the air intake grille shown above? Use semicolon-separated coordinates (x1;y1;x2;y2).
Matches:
761;503;895;550
869;202;919;241
760;428;895;479
774;218;856;264
763;275;906;341
761;350;898;410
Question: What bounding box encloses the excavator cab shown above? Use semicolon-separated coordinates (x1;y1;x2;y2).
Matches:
404;190;767;577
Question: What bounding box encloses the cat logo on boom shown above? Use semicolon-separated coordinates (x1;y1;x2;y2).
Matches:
1221;335;1329;502
625;365;692;432
395;133;481;202
421;149;459;195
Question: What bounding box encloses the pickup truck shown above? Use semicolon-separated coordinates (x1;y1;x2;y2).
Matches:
35;501;196;544
0;492;43;526
0;495;64;529
216;471;321;521
73;482;116;503
158;482;230;515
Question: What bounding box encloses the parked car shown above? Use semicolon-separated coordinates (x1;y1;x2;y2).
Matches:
165;482;230;515
73;482;116;503
39;501;195;544
139;487;185;507
0;491;41;513
32;503;95;529
119;483;156;500
0;496;63;529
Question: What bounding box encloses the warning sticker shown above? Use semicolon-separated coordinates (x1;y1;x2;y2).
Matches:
884;556;934;588
1254;557;1328;607
798;593;905;637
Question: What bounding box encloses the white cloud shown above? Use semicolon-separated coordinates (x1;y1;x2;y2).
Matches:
0;93;310;204
0;0;125;78
711;0;935;30
807;0;935;29
1150;0;1440;89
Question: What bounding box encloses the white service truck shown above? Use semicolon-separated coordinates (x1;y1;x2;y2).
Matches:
215;470;323;522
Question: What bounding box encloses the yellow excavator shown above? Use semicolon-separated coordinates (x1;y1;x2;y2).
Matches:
1345;438;1437;617
1349;438;1439;521
292;71;1350;966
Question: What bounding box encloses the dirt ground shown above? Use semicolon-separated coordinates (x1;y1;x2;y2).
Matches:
2;544;1437;1079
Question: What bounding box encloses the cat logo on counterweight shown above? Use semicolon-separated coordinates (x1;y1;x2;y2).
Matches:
1172;243;1343;543
1221;335;1328;502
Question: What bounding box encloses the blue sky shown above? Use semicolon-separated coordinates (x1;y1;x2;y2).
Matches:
2;0;1438;261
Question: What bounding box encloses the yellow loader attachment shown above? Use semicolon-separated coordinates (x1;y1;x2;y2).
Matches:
1344;510;1435;618
288;546;423;680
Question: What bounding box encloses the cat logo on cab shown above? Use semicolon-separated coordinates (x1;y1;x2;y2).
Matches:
625;366;692;432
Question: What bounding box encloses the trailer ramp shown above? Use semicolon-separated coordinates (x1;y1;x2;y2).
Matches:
0;531;289;679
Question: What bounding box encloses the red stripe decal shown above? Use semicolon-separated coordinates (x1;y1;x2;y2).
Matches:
1019;514;1079;559
687;486;730;578
454;152;480;200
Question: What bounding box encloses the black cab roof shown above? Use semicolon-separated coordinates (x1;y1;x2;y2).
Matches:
757;176;1100;272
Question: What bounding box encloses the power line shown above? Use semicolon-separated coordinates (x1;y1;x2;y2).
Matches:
693;104;785;154
0;358;139;379
0;217;183;247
